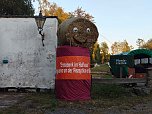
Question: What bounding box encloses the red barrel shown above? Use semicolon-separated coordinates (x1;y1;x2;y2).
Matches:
55;46;91;101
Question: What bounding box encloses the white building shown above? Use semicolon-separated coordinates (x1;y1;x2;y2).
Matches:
0;16;58;89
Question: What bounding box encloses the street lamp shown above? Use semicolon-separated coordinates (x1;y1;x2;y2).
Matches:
35;10;46;46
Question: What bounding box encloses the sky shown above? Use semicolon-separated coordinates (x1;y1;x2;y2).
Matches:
33;0;152;50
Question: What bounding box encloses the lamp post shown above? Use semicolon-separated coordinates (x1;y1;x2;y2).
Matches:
35;10;46;46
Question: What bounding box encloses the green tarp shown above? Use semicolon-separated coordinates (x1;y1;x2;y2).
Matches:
110;49;152;78
128;49;152;58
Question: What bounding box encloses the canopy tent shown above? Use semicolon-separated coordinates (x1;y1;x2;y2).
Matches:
126;49;152;58
110;49;152;78
115;49;152;57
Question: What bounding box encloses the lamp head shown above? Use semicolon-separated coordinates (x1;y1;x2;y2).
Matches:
35;10;46;32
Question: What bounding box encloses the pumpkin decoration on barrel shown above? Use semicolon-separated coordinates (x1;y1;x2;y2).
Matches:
57;17;99;48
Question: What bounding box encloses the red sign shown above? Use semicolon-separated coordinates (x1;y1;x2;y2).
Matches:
56;56;91;80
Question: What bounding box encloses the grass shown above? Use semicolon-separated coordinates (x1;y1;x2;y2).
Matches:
0;85;152;114
91;64;113;78
0;92;58;114
91;64;110;72
91;83;131;99
92;74;113;78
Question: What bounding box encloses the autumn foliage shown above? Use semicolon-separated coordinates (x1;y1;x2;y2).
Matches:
111;40;133;55
37;0;94;23
141;39;152;50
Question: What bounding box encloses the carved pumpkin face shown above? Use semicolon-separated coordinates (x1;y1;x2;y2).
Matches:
57;18;99;48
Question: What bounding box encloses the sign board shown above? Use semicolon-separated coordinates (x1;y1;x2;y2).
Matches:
110;55;134;67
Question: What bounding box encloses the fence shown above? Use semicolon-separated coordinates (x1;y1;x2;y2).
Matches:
92;78;147;84
91;69;152;85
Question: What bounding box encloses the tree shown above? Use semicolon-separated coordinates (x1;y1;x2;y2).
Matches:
95;44;101;64
111;40;133;54
111;42;121;54
37;0;70;23
50;4;69;23
37;0;69;23
69;7;94;22
0;0;34;15
122;40;133;52
136;38;145;48
90;48;95;67
37;1;94;23
100;42;109;63
91;42;101;64
141;38;152;50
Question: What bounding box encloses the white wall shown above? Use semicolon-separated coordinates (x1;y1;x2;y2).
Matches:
0;17;58;89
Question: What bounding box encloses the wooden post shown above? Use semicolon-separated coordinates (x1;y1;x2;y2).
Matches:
146;67;152;90
120;67;122;78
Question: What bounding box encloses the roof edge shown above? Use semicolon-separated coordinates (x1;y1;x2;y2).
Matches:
0;15;58;18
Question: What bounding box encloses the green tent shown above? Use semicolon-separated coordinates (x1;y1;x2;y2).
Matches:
110;49;152;78
128;49;152;58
